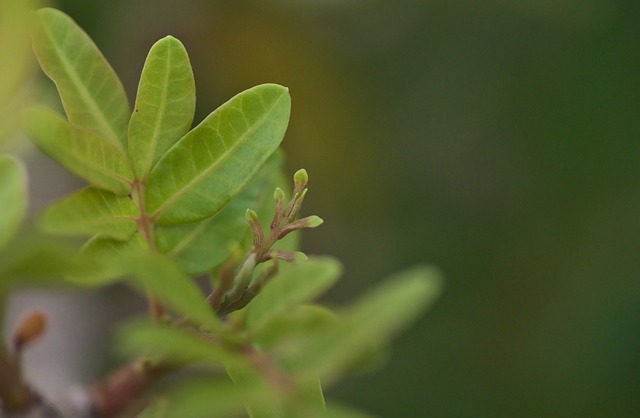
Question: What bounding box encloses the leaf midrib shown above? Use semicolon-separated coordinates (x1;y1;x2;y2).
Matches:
42;15;123;147
150;92;286;219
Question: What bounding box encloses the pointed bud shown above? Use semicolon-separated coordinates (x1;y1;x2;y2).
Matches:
287;188;308;222
301;215;324;228
245;209;263;248
293;169;309;194
13;311;47;351
267;250;309;264
271;187;286;230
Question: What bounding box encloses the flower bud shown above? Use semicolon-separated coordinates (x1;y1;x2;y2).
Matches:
293;169;309;193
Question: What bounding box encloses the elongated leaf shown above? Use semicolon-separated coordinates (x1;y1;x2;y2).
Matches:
286;266;442;384
0;155;27;252
126;252;220;331
38;187;138;240
246;258;342;333
117;321;243;367
69;235;145;286
24;107;133;195
146;84;291;224
30;8;130;149
0;232;84;289
128;36;195;180
144;377;274;418
154;152;282;275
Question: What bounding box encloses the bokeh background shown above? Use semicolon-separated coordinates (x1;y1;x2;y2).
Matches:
6;0;640;416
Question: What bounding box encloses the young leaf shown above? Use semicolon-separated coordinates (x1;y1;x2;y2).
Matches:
69;235;145;286
38;187;138;240
246;258;342;334
0;232;83;289
24;107;133;195
30;8;130;149
145;84;291;224
128;36;195;180
286;266;443;385
0;155;27;252
154;152;283;275
126;252;220;331
143;377;274;418
116;320;243;367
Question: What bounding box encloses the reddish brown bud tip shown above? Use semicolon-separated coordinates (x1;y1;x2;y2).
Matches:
14;311;47;351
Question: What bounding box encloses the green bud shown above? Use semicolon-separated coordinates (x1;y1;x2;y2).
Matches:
303;215;324;228
293;168;309;193
245;208;258;223
273;187;286;202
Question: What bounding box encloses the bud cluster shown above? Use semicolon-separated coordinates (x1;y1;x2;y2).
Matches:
208;169;323;315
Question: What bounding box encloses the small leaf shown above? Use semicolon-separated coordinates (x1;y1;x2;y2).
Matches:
69;235;145;286
128;36;195;180
145;84;291;224
30;8;130;149
116;320;243;367
24;107;133;195
0;232;85;289
286;266;442;385
0;155;27;252
144;377;273;418
155;152;283;275
246;258;342;333
38;187;138;240
126;252;220;331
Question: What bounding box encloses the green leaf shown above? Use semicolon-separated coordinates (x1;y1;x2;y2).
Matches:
24;107;133;195
0;232;85;289
154;152;283;275
246;258;342;334
117;320;243;367
143;377;273;418
126;252;220;331
69;235;145;286
286;266;443;385
145;84;291;224
38;187;138;240
30;8;130;149
0;155;27;252
128;36;195;180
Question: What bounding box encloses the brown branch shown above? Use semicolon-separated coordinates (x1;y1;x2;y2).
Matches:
0;349;37;412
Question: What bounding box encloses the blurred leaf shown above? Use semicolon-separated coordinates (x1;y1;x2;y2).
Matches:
155;152;282;275
142;377;273;418
0;0;32;146
0;155;27;252
69;235;145;286
128;36;195;180
253;304;338;350
38;187;138;240
30;8;130;149
246;258;342;333
126;252;220;331
24;107;133;195
116;320;243;367
286;266;442;384
145;84;291;224
0;231;84;289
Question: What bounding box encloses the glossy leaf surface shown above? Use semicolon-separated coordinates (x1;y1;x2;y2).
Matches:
128;36;195;180
0;155;26;252
38;187;138;240
146;84;291;224
30;8;130;149
24;107;133;195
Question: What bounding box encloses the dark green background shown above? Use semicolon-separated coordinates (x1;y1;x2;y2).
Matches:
46;0;640;416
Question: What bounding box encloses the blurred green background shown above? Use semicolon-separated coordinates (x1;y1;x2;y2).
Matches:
12;0;640;416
